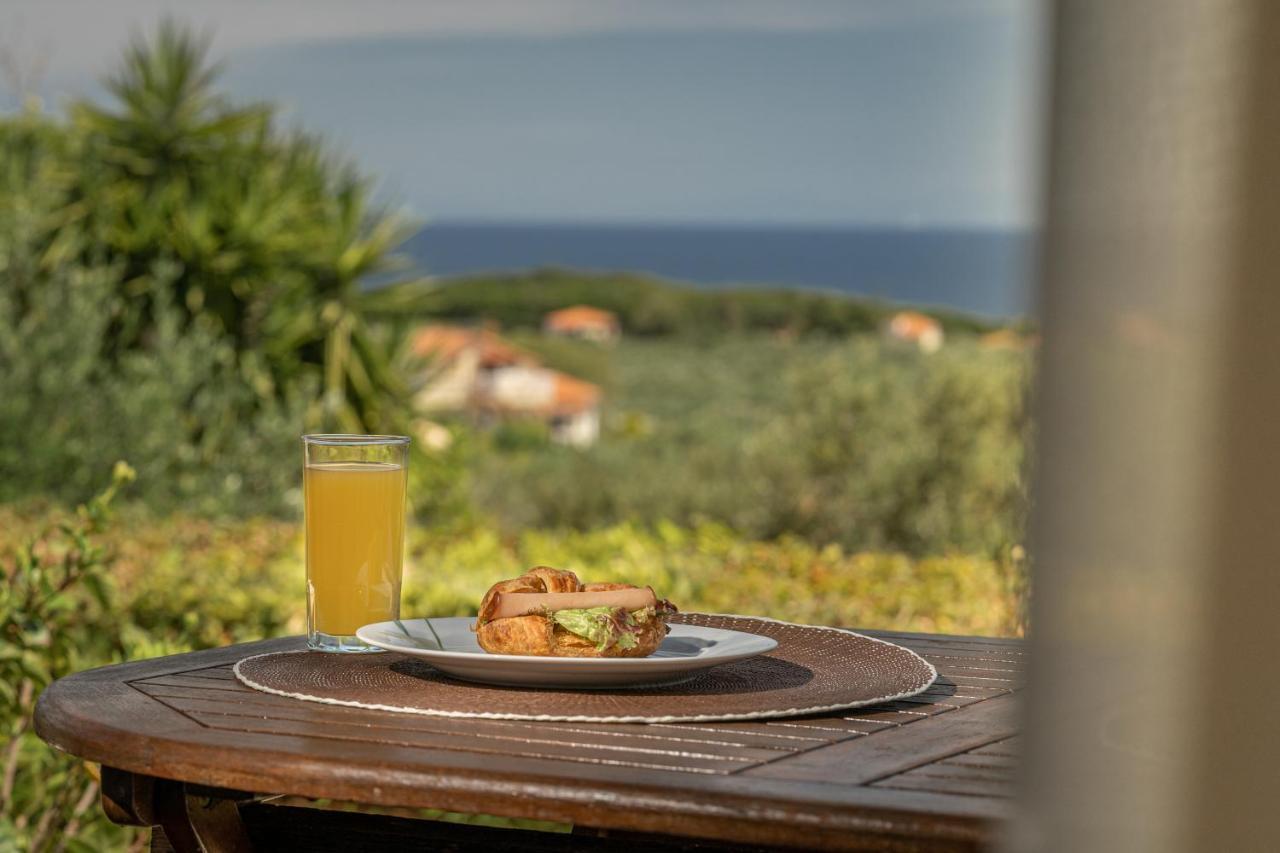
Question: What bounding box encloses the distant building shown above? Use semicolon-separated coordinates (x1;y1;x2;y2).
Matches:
479;366;601;447
411;324;602;447
543;305;621;343
411;326;535;411
885;310;944;353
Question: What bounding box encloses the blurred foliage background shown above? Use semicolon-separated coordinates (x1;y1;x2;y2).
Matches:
0;24;1033;851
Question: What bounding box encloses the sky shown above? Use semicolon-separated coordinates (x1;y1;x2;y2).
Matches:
0;0;1047;228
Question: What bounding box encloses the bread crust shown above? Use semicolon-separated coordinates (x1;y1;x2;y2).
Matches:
476;614;669;657
474;614;556;656
473;567;673;657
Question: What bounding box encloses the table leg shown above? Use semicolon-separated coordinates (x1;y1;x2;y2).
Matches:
153;779;253;853
99;768;256;853
101;766;157;826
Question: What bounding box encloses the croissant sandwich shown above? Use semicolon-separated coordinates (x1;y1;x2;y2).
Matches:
473;566;678;657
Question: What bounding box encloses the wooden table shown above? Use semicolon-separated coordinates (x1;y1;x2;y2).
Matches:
34;629;1024;852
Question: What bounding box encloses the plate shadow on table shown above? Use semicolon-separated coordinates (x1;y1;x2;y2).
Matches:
387;655;815;696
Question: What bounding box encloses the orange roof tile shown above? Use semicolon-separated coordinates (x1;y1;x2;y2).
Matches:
412;325;530;368
887;310;942;339
543;305;619;331
549;372;601;416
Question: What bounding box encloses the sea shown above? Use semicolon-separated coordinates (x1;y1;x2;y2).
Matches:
402;223;1036;319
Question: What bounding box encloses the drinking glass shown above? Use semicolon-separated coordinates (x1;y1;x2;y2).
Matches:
303;434;410;652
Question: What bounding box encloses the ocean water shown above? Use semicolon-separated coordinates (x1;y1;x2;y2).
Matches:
403;223;1035;318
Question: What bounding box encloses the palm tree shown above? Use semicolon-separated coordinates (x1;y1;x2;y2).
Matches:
69;20;421;432
74;20;267;184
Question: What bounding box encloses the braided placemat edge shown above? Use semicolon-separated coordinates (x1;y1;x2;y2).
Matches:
232;614;939;724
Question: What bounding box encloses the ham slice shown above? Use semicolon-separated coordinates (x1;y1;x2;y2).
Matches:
488;587;656;621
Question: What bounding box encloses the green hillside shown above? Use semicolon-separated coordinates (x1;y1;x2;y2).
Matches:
365;267;1003;337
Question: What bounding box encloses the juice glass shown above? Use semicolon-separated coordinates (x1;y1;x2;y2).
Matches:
303;434;409;652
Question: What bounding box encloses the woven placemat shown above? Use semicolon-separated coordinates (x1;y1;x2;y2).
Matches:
234;614;937;723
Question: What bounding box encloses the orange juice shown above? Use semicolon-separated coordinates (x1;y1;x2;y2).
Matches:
304;462;406;636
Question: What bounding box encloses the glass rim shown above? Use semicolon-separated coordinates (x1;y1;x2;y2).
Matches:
302;434;411;447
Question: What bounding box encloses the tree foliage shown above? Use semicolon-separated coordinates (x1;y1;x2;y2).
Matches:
370;267;1000;338
469;337;1031;558
5;21;418;433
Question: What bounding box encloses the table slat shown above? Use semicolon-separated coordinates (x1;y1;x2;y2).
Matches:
743;694;1019;786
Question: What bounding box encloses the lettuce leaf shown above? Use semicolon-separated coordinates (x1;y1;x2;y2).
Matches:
551;606;642;651
550;607;615;649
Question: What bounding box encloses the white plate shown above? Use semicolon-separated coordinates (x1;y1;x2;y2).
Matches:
355;616;779;688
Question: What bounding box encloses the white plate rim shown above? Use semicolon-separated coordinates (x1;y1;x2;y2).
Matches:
354;617;778;666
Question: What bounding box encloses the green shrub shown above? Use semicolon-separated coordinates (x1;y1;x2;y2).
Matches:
490;419;552;452
0;479;302;852
115;516;303;649
402;521;1023;637
748;339;1031;555
469;336;1030;558
504;331;615;389
0;466;142;852
0;92;318;514
0;249;309;515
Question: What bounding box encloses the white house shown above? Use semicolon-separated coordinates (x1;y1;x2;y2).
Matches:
412;325;602;447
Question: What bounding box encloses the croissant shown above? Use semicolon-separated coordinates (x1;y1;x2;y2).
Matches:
473;566;677;657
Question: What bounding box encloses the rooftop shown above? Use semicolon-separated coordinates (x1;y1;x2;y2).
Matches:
543;305;620;330
412;325;531;368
